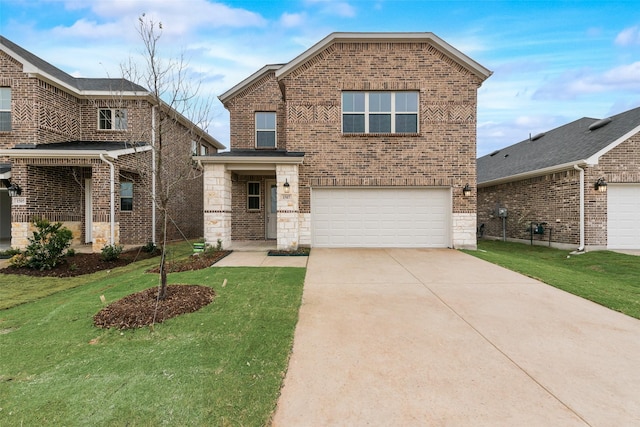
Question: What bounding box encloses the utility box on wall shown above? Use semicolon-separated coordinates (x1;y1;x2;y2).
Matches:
498;207;507;218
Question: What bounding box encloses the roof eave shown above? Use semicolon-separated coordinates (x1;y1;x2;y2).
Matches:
194;155;304;165
584;123;640;165
0;145;152;160
478;160;589;188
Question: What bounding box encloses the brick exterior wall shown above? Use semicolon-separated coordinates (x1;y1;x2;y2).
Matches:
223;40;482;246
1;49;216;251
478;133;640;249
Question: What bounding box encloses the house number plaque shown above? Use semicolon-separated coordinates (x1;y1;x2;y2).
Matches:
12;196;26;206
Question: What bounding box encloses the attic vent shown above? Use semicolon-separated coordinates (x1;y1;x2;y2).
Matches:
530;132;545;141
588;117;612;131
489;150;500;157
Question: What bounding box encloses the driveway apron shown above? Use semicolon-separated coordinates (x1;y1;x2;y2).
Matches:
271;248;640;426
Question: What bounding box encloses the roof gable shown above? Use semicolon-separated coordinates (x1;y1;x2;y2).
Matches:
275;32;492;82
477;106;640;185
0;35;147;95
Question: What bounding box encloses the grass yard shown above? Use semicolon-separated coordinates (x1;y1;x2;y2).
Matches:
0;251;306;426
464;240;640;319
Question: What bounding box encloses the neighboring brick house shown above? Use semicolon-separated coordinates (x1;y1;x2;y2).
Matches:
196;32;491;250
0;36;224;252
477;105;640;250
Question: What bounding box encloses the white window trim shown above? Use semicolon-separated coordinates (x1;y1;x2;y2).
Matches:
342;91;419;134
255;112;277;148
247;181;261;211
98;108;128;130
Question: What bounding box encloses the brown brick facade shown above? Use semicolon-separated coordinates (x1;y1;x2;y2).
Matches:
223;39;483;242
478;134;640;248
1;46;218;251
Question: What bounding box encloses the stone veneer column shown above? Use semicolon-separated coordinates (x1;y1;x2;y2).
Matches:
452;212;477;250
276;164;299;250
203;163;232;249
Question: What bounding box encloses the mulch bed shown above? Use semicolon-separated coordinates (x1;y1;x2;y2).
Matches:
0;248;159;278
1;247;228;330
94;285;215;329
147;250;232;273
267;247;310;256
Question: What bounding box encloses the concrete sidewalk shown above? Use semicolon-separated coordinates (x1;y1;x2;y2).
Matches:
272;248;640;426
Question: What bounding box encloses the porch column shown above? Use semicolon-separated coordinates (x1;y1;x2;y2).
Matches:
203;163;232;250
276;164;299;250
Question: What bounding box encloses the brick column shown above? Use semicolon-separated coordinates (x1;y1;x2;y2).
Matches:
276;164;299;250
203;163;232;250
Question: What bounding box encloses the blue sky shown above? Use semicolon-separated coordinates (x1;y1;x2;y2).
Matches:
1;0;640;155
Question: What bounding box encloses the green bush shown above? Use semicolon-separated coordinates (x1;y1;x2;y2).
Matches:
101;244;123;261
25;218;73;270
142;241;157;253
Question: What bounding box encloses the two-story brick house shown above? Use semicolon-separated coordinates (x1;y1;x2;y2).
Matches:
196;32;491;250
0;36;224;252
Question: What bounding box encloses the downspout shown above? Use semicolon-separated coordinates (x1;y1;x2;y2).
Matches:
574;164;585;251
99;153;116;246
151;105;157;244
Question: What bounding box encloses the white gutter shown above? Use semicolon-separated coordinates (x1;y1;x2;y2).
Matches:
0;146;151;159
99;153;116;246
574;165;585;251
151;105;157;245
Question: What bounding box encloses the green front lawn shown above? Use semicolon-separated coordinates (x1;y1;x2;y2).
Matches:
464;240;640;319
0;254;305;426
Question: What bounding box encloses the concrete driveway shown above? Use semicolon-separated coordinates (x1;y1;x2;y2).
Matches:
271;248;640;426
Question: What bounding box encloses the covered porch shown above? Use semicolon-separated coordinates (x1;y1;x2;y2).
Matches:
196;150;305;251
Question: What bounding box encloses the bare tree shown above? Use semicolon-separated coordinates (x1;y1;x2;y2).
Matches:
122;15;214;299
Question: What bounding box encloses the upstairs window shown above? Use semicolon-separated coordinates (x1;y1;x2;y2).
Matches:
255;112;276;148
99;108;128;130
120;182;133;211
0;87;11;131
342;91;418;134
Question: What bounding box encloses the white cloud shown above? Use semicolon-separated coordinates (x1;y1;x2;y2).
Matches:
304;0;356;17
280;12;306;28
615;25;640;46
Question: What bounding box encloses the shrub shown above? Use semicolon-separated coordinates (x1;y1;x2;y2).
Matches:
142;241;157;253
25;218;73;270
0;247;22;259
101;244;123;261
8;253;29;268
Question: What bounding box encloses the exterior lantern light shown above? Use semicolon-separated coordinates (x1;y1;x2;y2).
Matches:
462;183;472;197
594;177;607;193
7;182;22;197
283;179;290;194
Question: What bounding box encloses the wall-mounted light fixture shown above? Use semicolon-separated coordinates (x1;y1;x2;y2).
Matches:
462;183;472;197
7;182;22;197
283;179;290;194
594;177;607;193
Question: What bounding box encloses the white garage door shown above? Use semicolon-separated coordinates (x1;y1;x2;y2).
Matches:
608;184;640;249
311;188;450;248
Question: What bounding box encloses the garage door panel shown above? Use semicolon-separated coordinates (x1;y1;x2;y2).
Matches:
312;188;450;248
608;184;640;249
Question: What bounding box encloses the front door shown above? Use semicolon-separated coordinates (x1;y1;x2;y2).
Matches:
266;180;277;239
85;178;92;243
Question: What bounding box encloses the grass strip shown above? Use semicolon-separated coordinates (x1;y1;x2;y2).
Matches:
0;261;305;426
463;240;640;319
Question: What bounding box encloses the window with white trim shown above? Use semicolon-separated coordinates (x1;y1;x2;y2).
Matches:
247;182;260;210
98;108;128;130
255;112;276;148
0;87;11;131
342;91;418;134
120;182;133;211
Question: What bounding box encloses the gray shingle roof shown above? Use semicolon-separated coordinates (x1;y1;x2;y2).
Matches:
0;35;147;93
477;106;640;184
12;141;148;151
